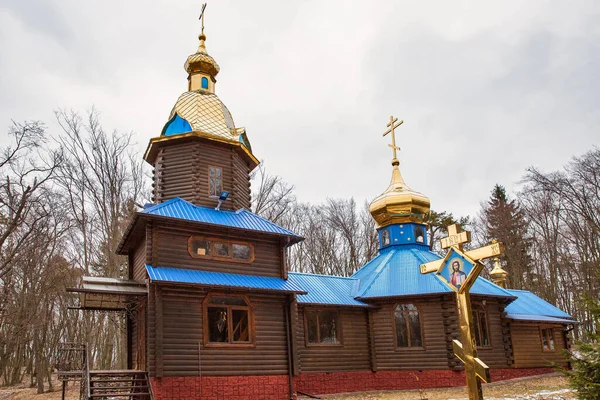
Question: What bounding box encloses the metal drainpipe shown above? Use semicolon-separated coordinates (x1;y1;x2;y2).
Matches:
284;303;295;400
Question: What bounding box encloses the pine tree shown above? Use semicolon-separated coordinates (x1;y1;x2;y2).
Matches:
565;298;600;399
482;184;532;289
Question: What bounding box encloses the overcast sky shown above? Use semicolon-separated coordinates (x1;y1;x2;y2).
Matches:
1;0;598;218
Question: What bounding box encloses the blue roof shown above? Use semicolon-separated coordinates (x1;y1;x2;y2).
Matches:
288;272;367;307
140;198;302;241
350;245;514;299
146;265;306;294
505;289;574;323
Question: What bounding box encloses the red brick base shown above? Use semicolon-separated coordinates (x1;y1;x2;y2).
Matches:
150;376;290;400
150;368;554;399
295;368;555;395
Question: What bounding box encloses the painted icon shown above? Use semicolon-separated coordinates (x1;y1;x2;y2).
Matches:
437;249;476;292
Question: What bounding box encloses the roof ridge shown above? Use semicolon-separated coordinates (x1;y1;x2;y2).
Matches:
236;208;298;236
288;271;358;280
356;250;395;297
141;197;183;214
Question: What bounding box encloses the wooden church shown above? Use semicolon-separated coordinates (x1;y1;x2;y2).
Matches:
68;15;576;400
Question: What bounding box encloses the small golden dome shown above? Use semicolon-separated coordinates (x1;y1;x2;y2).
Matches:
369;159;431;227
184;34;220;77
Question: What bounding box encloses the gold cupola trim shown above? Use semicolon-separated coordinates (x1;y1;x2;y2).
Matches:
185;4;220;93
369;116;431;227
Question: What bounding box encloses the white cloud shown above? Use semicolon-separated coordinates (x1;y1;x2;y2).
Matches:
0;0;598;219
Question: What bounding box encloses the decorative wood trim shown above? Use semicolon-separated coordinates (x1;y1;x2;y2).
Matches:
303;307;344;347
391;302;426;351
155;285;164;378
187;236;255;264
201;293;256;348
367;309;378;372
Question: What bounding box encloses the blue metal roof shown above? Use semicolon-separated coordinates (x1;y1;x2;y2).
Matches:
506;314;576;324
288;272;367;307
140;198;302;242
146;265;306;294
351;245;514;299
505;289;573;323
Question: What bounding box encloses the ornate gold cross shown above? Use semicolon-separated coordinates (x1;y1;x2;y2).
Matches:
420;224;504;400
199;3;207;35
382;115;403;161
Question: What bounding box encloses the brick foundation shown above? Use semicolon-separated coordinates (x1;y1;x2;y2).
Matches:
150;368;554;399
150;375;290;400
295;368;555;395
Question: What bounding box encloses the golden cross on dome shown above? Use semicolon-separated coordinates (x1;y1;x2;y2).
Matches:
382;116;403;162
199;3;207;35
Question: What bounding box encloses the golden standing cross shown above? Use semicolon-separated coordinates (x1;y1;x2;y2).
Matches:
382;116;403;162
420;224;504;400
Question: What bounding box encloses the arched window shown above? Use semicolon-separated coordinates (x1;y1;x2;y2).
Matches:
415;226;425;243
381;229;390;246
203;294;253;345
201;76;209;89
472;304;491;347
394;304;423;348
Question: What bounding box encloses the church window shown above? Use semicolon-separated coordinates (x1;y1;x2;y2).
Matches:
382;229;390;246
188;236;254;263
540;327;555;351
415;226;425;243
204;294;253;345
209;166;223;197
305;309;341;345
472;305;491;347
394;304;423;348
201;76;209;89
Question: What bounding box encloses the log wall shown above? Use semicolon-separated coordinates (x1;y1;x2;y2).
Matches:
154;222;283;277
152;140;251;210
371;297;449;370
511;323;569;368
132;239;147;281
296;307;371;372
147;284;290;377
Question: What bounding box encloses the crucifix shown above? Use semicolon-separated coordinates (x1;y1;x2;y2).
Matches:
382;115;403;162
420;224;504;400
199;3;207;35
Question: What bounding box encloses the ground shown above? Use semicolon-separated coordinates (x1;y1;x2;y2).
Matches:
0;374;574;399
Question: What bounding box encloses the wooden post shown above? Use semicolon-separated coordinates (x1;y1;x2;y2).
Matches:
367;309;378;372
155;285;164;378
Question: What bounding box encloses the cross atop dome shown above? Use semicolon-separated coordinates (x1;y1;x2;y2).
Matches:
369;116;431;228
383;115;403;165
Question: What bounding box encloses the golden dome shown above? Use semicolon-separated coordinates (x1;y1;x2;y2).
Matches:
184;34;220;77
369;159;431;227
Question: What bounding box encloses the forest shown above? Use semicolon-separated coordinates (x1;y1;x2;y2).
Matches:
0;110;598;392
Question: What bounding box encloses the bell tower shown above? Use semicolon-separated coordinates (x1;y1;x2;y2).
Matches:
144;8;258;211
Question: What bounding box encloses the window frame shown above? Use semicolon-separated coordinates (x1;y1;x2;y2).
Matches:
392;303;425;350
303;308;343;347
208;166;224;197
188;236;255;264
201;76;209;89
202;293;255;348
472;304;492;348
381;229;391;246
540;326;556;352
